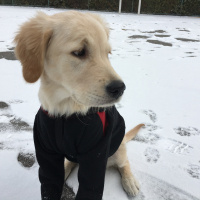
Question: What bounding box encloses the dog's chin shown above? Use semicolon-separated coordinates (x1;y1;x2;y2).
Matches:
72;94;122;109
95;99;120;108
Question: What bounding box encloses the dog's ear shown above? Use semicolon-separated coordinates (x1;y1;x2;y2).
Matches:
87;13;110;38
14;12;53;83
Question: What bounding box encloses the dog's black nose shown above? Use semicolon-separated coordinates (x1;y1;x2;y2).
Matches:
106;80;126;99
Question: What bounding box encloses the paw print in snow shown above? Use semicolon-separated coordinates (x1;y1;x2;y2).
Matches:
143;123;162;132
143;110;157;123
174;127;200;136
134;132;160;145
144;147;160;163
187;164;200;179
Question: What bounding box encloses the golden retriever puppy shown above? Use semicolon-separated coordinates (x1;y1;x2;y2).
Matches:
14;11;143;200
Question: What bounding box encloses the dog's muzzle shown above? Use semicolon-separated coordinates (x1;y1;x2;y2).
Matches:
106;80;126;99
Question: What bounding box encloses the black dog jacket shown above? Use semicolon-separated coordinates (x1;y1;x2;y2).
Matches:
33;106;125;200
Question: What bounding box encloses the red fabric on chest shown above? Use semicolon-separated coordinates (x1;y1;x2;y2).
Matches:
97;111;106;134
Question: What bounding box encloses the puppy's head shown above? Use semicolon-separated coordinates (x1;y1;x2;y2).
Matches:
14;11;125;108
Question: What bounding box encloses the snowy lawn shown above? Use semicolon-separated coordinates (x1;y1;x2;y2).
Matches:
0;6;200;200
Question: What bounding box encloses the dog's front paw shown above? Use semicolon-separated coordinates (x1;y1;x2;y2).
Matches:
121;177;140;197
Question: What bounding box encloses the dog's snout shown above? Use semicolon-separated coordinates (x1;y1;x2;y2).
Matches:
106;80;126;99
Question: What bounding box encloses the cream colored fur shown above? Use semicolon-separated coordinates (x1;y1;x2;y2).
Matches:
14;11;144;197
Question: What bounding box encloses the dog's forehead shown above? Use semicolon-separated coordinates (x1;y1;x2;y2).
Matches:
54;12;108;40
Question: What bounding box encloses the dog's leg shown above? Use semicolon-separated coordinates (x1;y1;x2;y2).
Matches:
118;160;140;196
110;140;140;197
64;159;77;180
115;124;144;196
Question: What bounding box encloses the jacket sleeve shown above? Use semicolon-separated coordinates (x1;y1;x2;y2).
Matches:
33;116;65;200
75;115;111;200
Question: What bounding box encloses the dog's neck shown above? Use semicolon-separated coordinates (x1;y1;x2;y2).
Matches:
38;75;90;117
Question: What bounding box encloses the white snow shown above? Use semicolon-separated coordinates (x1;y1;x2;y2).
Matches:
0;6;200;200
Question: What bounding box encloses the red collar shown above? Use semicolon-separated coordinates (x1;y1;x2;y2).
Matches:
40;106;53;117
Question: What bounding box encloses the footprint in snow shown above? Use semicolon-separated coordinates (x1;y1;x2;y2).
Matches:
174;126;200;136
10;117;32;132
143;110;157;123
187;164;200;179
0;101;9;109
143;123;161;131
17;152;36;168
166;139;193;155
0;101;32;132
0;115;32;132
144;147;160;163
134;132;160;145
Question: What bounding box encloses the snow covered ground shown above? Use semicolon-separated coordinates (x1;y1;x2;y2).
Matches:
0;6;200;200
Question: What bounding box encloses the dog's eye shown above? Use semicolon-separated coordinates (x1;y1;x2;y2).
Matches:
72;49;86;58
